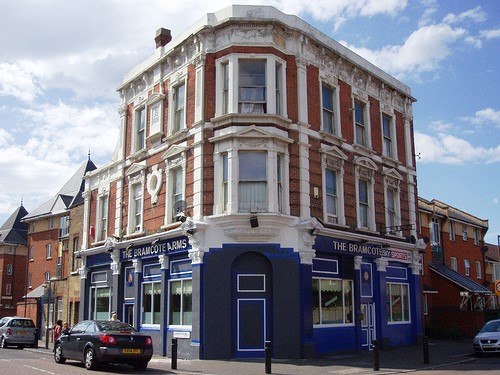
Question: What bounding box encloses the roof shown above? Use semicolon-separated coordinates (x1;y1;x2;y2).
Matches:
23;159;96;222
429;263;491;294
0;205;29;246
484;242;500;262
418;197;488;229
23;283;46;299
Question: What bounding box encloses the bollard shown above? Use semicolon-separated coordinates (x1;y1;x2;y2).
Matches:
372;339;380;371
265;340;272;374
171;338;178;370
423;336;429;364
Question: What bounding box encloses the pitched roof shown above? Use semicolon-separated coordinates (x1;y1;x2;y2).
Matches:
418;197;488;229
23;159;97;221
429;263;491;293
0;205;29;245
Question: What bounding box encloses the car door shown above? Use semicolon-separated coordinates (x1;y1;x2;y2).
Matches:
63;321;91;359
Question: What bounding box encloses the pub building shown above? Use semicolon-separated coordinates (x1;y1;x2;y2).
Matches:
77;5;423;359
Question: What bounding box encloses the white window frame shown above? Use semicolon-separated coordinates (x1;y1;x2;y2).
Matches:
213;130;290;215
387;282;411;323
353;99;371;148
381;113;396;159
473;228;479;245
464;259;470;276
46;243;52;259
171;81;186;133
126;169;146;235
6;264;12;275
89;286;111;321
133;106;146;152
312;277;354;326
450;256;458;271
354;158;377;231
147;93;165;139
449;221;455;241
321;82;340;136
215;54;287;117
96;191;109;242
163;146;186;225
462;225;468;241
383;171;402;235
430;218;440;246
476;261;482;279
142;280;162;327
168;278;193;328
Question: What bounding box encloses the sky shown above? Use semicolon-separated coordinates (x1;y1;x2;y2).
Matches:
0;0;499;244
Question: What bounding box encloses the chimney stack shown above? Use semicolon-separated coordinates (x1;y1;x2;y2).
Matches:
155;28;172;48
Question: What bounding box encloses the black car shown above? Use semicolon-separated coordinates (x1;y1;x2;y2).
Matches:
54;320;153;371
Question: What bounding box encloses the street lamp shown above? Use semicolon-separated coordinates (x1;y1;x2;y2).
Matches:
43;277;57;349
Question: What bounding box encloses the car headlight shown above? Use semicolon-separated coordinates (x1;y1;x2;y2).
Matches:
473;337;479;344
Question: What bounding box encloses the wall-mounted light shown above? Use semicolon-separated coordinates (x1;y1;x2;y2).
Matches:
250;216;259;228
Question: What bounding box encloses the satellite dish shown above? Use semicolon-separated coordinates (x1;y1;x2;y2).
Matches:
173;200;188;221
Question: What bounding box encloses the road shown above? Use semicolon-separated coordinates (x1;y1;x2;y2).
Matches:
0;347;172;374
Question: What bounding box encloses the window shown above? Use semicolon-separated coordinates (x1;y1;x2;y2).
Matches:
129;183;143;233
277;154;284;213
44;272;51;282
29;246;34;261
150;102;161;134
142;281;161;325
312;278;353;325
464;259;470;276
462;225;467;241
7;245;14;255
387;283;410;323
57;297;63;321
28;273;32;288
358;179;369;228
222;62;229;114
325;169;338;223
135;108;146;152
90;287;110;320
386;188;397;229
46;243;52;259
59;215;69;238
48;217;54;229
354;101;367;147
476;261;482;279
169;279;192;326
430;218;440;246
473;228;479;245
5;284;11;296
275;62;283;116
450;257;458;271
97;194;109;242
239;151;267;212
173;82;186;132
72;237;80;272
382;114;393;158
322;84;336;134
222;153;229;212
6;264;12;275
449;221;455;240
239;59;266;114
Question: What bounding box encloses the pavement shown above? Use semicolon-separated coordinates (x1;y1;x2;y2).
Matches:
28;338;476;374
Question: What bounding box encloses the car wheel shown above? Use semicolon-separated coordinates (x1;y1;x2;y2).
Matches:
133;361;148;371
84;348;98;370
0;337;7;348
54;343;66;364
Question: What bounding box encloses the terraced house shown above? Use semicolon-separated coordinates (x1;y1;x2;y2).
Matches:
77;5;424;359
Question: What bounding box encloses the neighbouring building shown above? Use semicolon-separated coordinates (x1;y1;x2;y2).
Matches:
0;205;29;317
78;5;424;359
21;158;96;344
484;241;500;309
418;197;492;338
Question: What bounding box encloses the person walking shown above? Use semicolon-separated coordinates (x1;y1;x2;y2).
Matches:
62;322;70;335
53;320;63;342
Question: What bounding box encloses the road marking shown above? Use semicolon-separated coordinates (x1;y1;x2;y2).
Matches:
23;365;58;374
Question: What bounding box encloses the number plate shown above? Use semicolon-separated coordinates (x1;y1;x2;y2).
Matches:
17;331;28;335
122;348;142;354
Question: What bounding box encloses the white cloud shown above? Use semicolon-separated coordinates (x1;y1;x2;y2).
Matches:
415;131;500;165
0;63;43;102
341;23;465;78
442;6;486;25
480;29;500;39
463;108;500;127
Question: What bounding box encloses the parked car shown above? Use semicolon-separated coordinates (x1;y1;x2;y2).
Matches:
53;320;153;371
473;318;500;355
0;316;37;349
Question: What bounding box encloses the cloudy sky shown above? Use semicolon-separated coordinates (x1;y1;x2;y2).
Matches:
1;0;498;243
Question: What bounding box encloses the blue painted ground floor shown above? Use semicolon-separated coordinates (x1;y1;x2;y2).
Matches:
79;233;423;359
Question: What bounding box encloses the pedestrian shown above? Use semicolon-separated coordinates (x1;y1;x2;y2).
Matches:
53;320;62;342
62;322;70;335
110;311;119;321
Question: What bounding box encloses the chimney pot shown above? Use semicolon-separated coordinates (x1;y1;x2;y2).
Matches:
155;28;172;48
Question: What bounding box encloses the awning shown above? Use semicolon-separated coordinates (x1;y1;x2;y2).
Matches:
429;263;491;293
23;283;46;299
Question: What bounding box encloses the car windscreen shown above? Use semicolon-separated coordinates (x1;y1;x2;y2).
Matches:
481;321;500;333
98;321;138;333
10;319;35;328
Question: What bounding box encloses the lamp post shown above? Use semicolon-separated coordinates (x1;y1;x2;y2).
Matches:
44;278;56;349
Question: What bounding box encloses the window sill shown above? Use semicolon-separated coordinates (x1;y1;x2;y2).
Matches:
319;131;345;146
352;143;374;157
211;113;291;128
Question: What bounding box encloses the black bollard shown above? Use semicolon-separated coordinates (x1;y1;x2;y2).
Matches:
372;340;380;371
265;340;272;374
423;336;429;364
171;338;178;370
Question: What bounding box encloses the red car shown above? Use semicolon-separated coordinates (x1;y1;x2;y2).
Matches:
54;320;153;371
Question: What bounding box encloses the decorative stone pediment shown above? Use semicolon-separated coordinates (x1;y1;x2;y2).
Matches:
162;144;188;160
320;145;348;161
353;156;378;171
125;162;147;177
382;167;403;180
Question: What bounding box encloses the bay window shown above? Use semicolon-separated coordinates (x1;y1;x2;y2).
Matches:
239;151;267;212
